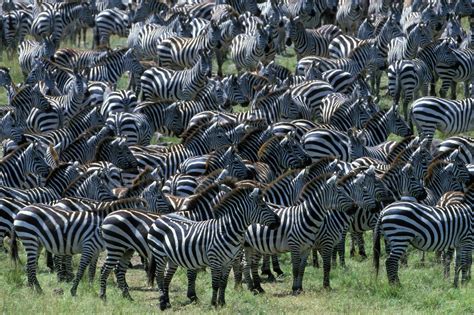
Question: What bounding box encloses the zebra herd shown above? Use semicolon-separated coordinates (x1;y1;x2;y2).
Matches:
0;0;473;310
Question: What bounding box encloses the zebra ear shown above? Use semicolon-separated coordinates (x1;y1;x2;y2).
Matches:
249;187;260;199
216;169;230;182
402;163;413;175
219;184;232;194
366;165;376;177
448;149;460;162
443;163;454;174
326;174;338;186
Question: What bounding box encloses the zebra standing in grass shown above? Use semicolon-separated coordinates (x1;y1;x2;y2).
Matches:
387;22;433;65
285;17;329;60
140;50;212;101
156;21;222;69
336;0;364;35
230;25;270;72
436;48;474;99
18;38;56;78
374;185;474;287
53;48;110;70
147;184;280;310
410;97;474;147
94;8;131;48
1;9;32;61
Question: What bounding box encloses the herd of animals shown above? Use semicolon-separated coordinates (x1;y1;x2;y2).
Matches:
0;0;473;311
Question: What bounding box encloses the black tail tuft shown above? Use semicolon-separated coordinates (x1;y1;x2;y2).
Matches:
373;217;382;278
9;230;20;265
147;256;156;287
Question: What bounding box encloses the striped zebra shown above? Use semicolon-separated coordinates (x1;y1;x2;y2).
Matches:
336;0;364;36
53;48;110;71
105;112;153;146
147;183;280;309
436;136;474;164
387;22;433;65
373;185;473;287
281;0;326;28
0;67;16;103
140;50;211;101
156;22;222;69
100;89;138;117
62;170;117;202
285;17;329;60
99;179;237;300
94;8;131;48
436;48;474;99
1;9;32;61
86;48;144;93
132;0;169;23
18;38;56;78
0;142;50;189
230;25;270;72
387;59;432;125
10;196;138;295
410;97;474;147
243;171;377;292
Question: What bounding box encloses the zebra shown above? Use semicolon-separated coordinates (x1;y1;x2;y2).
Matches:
53;48;110;71
18;38;56;78
373;186;473;287
62;170;117;202
387;22;433;65
86;48;144;94
285;17;329;60
336;0;364;36
0;142;50;189
100;89;138;117
410;97;474;147
140;50;212;101
1;9;31;61
94;8;131;48
387;59;433;125
281;0;326;28
436;136;474;164
230;25;270;72
436;48;474;99
105;112;153;146
156;21;222;69
243;171;377;292
10;196;139;295
147;183;280;310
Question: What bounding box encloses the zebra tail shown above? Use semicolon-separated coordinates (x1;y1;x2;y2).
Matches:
9;230;20;265
146;256;156;287
373;217;381;278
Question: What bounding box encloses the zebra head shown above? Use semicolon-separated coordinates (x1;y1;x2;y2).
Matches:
0;111;22;143
122;48;144;78
242;186;280;229
339;168;378;213
411;22;433;48
435;38;459;67
132;0;169;23
421;3;446;34
387;104;412;137
441;15;466;44
283;94;312;121
221;146;253;180
446;149;471;186
401;163;427;201
83;170;117;201
362;165;392;205
30;84;51;111
163;103;184;136
208;21;223;50
407;143;432;181
222;74;247;104
102;137;138;170
77;2;95;28
0;67;12;88
22;141;51;179
262;132;311;170
197;49;213;78
203;122;233;151
141;180;174;214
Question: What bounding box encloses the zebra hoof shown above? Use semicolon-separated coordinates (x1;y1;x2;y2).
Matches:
70;288;77;297
188;295;198;303
159;301;170;311
292;289;303;296
252;286;265;295
123;292;134;301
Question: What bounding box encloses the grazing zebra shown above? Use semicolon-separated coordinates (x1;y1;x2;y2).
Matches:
387;59;432;125
10;197;138;296
147;183;280;309
285;17;329;60
373;185;474;287
336;0;363;36
156;22;222;69
94;8;131;48
411;97;474;147
140;50;211;101
0;142;50;189
230;25;270;72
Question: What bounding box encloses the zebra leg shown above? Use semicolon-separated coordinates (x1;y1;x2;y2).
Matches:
312;248;320;268
153;256;170;310
331;244;338;267
25;242;43;293
461;247;470;285
210;265;223;306
357;232;367;259
435;250;443;264
295;249;309;294
217;265;232;306
272;254;284;277
260;255;275;282
350;232;357;258
186;269;198;302
54;255;64;282
450;81;457;100
70;247;95;296
64;255;75;282
242;248;253;291
99;254;120;300
454;247;462;288
250;251;264;293
443;248;454;279
114;252;135;301
386;244;408;285
46;252;55;273
439;80;449;98
232;249;243;289
88;253;100;284
290;248;303;295
321;245;333;289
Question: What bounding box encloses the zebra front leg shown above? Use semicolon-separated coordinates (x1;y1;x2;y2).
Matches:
272;254;284;277
46;252;55;273
261;255;275;281
210;265;222;307
154;256;170;310
115;250;135;300
454;247;462;288
70;247;95;296
385;244;408;285
232;250;243;289
461;247;470;285
321;245;333;289
356;233;366;259
217;265;232;306
250;251;264;293
290;249;303;295
88;253;100;284
242;247;253;291
99;255;118;300
443;248;454;279
186;269;198;302
63;255;74;282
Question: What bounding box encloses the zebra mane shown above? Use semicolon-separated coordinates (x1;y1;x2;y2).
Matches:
94;197;148;212
64;173;88;193
204;146;233;172
431;148;456;163
183;178;238;213
0;142;29;163
181;121;227;145
212;182;261;218
337;167;365;186
257;136;284;160
381;161;405;181
120;169;155;198
347;41;374;59
299;173;337;201
386;135;417;163
305;156;338;178
44;163;74;186
360;109;387;130
94;136;122;160
91;48;128;67
424;160;450;185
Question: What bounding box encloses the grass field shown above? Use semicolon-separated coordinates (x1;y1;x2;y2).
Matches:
0;29;473;314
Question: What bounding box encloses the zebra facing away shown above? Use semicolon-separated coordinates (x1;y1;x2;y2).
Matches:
373;184;474;287
410;97;474;147
147;184;280;310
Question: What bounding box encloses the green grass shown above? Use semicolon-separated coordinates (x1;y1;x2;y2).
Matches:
0;32;473;314
0;236;472;314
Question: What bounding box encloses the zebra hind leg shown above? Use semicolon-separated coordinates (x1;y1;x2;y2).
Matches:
250;251;265;294
357;233;367;259
25;243;43;294
312;248;320;268
443;248;454;279
153;256;170;310
70;246;96;296
232;250;243;289
99;254;120;300
321;245;333;289
260;255;276;282
186;269;198;302
271;254;284;278
88;253;100;283
115;250;135;300
217;265;232;306
385;244;408;285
